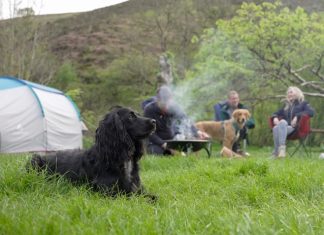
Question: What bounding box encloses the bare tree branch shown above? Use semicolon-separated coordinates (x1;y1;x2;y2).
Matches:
248;47;276;64
303;92;324;98
270;73;290;87
312;52;324;81
294;64;312;72
300;81;324;86
245;92;324;102
314;52;323;74
312;70;324;81
244;95;285;103
286;64;324;93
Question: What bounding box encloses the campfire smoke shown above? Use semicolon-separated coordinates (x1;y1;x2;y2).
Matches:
157;85;198;140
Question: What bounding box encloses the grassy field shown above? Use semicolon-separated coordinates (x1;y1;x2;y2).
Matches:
0;147;323;235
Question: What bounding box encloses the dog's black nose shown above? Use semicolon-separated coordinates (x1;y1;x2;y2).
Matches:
151;119;156;125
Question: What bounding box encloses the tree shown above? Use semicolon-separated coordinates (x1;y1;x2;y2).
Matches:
0;1;57;83
183;1;323;145
17;7;35;17
216;1;324;98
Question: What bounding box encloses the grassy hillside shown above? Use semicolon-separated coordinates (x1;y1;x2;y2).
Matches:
0;149;324;234
41;0;324;71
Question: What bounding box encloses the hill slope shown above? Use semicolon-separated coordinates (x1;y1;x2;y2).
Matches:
0;0;323;132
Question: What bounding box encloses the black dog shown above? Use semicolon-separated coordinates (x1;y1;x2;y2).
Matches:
29;107;156;200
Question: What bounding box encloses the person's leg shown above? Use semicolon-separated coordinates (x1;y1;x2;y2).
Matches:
277;120;288;147
272;125;280;156
277;120;295;145
147;143;175;156
287;126;295;136
277;120;295;157
232;128;246;154
232;141;239;153
240;128;249;154
146;143;164;155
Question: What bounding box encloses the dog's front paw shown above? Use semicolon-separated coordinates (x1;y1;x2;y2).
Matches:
136;185;158;202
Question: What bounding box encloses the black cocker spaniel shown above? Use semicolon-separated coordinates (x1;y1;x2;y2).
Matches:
29;107;156;200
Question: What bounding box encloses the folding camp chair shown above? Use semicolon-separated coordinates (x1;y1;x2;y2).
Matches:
269;115;311;157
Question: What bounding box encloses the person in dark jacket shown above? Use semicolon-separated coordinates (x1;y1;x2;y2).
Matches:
141;96;157;111
271;86;314;158
144;85;208;155
214;90;255;155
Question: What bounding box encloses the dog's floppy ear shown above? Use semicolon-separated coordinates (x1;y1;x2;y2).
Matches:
95;111;135;164
113;113;135;153
232;110;241;120
244;110;251;119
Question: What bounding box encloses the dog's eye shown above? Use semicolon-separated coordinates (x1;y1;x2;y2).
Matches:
129;113;137;120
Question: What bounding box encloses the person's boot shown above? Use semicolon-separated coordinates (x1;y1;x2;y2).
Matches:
278;145;286;158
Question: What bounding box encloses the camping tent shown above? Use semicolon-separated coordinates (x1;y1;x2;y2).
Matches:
0;76;85;153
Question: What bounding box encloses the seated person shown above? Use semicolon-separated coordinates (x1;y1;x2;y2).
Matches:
144;85;208;155
141;96;156;111
214;90;255;154
270;86;314;158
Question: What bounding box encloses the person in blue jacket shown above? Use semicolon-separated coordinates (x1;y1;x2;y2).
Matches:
271;86;314;158
214;90;255;155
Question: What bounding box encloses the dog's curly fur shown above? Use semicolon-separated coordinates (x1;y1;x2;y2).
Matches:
29;107;156;199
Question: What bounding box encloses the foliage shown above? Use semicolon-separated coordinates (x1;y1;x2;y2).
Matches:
1;151;324;234
0;16;57;83
17;8;35;17
174;28;261;124
185;1;324;145
77;52;159;118
216;1;324;97
52;62;78;91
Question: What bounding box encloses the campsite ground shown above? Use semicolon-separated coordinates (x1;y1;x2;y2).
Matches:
0;147;323;234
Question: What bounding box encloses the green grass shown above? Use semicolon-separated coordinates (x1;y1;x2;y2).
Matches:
1;148;324;235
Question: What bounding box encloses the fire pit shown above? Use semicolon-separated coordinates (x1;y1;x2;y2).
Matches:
166;139;212;157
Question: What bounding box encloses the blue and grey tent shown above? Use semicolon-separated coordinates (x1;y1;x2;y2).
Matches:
0;76;86;153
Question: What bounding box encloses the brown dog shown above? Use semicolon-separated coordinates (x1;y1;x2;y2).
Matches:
195;109;251;157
